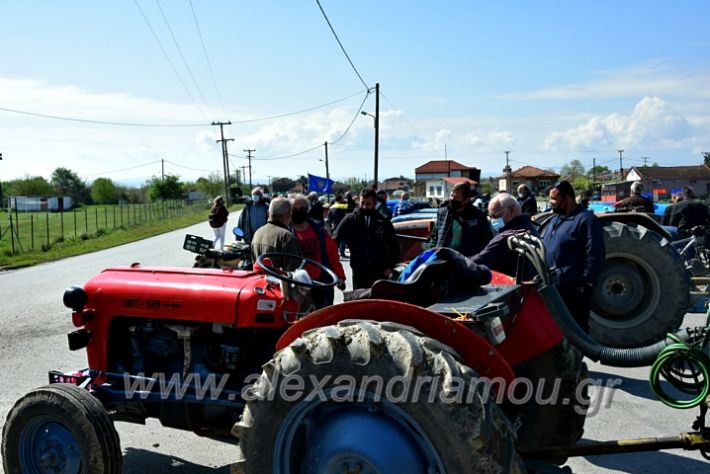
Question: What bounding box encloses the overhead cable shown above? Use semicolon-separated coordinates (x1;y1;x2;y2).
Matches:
155;0;215;119
315;0;369;91
189;0;229;119
82;160;162;178
133;0;209;120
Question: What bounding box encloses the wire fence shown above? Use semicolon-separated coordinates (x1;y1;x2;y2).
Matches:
0;200;206;256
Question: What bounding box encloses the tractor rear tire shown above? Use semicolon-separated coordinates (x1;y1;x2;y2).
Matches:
2;383;122;474
232;320;524;474
590;222;690;348
508;338;588;464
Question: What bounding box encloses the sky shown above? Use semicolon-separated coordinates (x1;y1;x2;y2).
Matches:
1;1;709;188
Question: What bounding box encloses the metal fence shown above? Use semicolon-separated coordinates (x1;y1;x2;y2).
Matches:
0;200;206;255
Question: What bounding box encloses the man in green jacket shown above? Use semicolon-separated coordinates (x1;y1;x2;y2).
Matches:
251;197;303;271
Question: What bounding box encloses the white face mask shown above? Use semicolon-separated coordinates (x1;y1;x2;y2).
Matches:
252;194;262;203
491;217;505;231
517;192;526;199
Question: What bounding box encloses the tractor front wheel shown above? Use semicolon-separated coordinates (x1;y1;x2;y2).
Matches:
232;320;524;473
2;383;122;474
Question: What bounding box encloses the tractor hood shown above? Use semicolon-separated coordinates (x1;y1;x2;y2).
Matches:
81;265;284;327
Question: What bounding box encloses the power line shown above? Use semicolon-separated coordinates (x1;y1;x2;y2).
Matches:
0;106;207;127
189;0;229;119
164;160;213;172
315;0;369;91
155;0;215;119
0;91;365;127
230;144;322;161
379;90;444;160
330;91;370;145
230;90;365;124
133;0;209;120
81;160;162;178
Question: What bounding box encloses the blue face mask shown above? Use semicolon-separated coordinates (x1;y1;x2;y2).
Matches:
491;217;505;231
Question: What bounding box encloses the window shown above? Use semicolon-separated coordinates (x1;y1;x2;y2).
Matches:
436;186;442;196
429;186;435;195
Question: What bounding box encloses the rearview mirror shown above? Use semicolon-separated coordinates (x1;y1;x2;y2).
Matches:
233;227;245;239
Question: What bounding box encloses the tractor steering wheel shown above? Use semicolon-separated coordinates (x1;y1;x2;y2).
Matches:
256;253;338;288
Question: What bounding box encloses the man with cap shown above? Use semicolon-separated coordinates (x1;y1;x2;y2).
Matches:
543;181;605;332
427;182;493;257
375;189;392;220
614;181;654;213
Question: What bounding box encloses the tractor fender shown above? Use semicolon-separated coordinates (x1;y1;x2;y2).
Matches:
597;212;672;240
276;299;515;384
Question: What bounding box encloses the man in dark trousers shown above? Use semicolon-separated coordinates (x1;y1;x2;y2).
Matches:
543;181;605;332
471;193;540;279
516;184;538;215
427;182;493;257
334;188;400;289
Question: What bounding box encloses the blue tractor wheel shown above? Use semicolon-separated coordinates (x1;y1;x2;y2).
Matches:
2;383;122;474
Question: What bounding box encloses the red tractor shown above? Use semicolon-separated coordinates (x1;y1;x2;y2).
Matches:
2;234;705;473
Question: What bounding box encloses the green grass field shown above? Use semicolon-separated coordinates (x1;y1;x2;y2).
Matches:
0;201;242;269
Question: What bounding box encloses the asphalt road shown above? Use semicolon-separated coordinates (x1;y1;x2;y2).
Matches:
1;216;709;473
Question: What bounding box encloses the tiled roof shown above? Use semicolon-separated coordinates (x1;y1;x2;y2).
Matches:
442;177;478;185
496;165;560;179
629;165;710;180
415;160;476;173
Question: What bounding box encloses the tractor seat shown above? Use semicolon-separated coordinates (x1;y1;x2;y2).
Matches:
365;259;453;307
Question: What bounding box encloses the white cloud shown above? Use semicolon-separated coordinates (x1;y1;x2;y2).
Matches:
498;61;710;102
543;96;700;151
462;128;515;148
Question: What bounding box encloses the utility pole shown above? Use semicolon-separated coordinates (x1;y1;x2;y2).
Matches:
503;150;512;192
161;158;165;180
445;144;450;177
324;141;331;203
374;82;380;187
240;166;249;189
592;157;597;192
243;149;255;189
642;156;649;166
212;121;233;203
617;149;624;181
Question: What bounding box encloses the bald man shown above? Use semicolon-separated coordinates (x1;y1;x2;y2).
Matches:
470;193;540;279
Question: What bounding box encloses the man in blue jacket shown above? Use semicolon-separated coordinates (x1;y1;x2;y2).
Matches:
543;181;605;332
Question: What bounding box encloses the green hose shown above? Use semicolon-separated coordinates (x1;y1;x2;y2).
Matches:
649;341;710;409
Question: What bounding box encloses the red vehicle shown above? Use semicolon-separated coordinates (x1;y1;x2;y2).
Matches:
2;235;698;473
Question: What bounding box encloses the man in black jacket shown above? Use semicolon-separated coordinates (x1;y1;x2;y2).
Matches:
516;184;538;215
334;188;400;289
427;182;493;257
671;186;709;236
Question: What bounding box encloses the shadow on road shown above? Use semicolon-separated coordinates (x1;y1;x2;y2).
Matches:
588;370;677;402
123;448;231;473
579;442;710;473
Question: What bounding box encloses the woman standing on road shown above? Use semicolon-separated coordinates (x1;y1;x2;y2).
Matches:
209;196;229;250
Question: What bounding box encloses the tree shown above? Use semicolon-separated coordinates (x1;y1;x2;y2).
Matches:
5;175;55;196
148;174;183;201
704;152;710;168
91;177;118;204
51;167;89;204
194;172;224;199
560;160;586;181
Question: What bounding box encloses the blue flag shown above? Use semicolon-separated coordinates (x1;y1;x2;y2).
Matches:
308;173;334;193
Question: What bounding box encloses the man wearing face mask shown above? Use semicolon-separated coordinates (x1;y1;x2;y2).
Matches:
517;184;538;215
290;194;346;308
543;181;605;332
427;182;493;257
375;189;392;220
334;188;400;289
470;193;540;279
237;187;269;243
393;192;414;217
